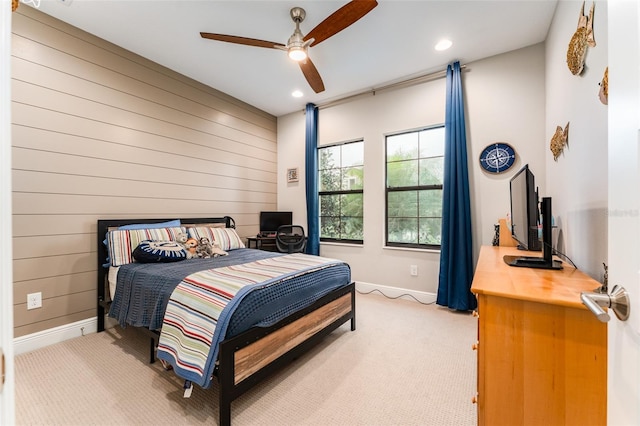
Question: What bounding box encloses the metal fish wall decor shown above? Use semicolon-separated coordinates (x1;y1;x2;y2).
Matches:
550;122;570;161
567;2;596;76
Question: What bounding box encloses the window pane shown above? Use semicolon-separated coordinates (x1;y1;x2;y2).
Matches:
388;191;417;218
319;145;340;170
419;190;443;217
319;169;341;192
320;194;340;217
343;166;364;190
387;132;418;161
341;193;363;216
342;142;364;167
342;216;363;240
388;218;418;244
320;216;340;239
419;158;444;186
419;127;445;158
419;218;442;245
387;159;419;187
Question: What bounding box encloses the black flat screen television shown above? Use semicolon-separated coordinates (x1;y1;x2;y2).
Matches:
504;165;562;270
509;164;541;252
259;211;292;236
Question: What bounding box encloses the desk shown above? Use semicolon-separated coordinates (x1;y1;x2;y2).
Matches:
471;246;606;425
246;236;277;251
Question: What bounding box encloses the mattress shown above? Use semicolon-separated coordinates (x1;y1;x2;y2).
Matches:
108;265;120;301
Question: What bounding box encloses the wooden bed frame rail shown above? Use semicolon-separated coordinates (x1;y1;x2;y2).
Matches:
217;283;355;425
96;217;356;426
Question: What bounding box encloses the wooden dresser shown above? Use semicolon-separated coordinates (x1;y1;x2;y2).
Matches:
471;246;607;426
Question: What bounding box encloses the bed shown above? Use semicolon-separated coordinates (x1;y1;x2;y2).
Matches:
96;216;355;425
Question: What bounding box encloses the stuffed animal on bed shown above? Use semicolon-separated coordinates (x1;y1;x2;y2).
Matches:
196;237;214;259
196;236;228;258
211;240;228;257
176;232;198;259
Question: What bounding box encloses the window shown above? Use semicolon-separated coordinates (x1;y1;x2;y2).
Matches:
319;140;364;243
386;126;444;248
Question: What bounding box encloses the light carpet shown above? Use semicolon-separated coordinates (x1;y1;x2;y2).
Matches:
15;292;477;425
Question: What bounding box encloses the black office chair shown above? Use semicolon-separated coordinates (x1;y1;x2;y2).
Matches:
275;225;306;253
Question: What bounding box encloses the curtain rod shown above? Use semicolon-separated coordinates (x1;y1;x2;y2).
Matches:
315;64;467;111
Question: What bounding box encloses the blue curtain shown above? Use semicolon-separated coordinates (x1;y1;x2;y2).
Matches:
305;103;320;255
436;62;477;311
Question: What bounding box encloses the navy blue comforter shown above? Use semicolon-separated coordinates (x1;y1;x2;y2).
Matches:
108;249;351;338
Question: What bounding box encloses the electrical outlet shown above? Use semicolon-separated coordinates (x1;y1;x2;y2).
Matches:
410;265;418;276
27;292;42;310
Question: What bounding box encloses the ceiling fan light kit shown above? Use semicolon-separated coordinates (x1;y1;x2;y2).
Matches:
288;46;308;62
200;1;378;94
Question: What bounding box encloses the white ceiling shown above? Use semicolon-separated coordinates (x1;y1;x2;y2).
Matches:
33;0;558;117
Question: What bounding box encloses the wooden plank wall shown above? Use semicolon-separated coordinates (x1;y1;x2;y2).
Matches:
11;7;277;337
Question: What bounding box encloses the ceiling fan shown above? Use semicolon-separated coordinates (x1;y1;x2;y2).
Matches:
200;1;378;94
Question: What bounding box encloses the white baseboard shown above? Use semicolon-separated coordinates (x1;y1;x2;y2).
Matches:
355;281;437;304
14;285;434;354
14;317;98;355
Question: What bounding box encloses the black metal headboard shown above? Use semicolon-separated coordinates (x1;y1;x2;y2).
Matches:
96;216;235;332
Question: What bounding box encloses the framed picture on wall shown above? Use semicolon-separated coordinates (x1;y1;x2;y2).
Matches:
287;168;299;183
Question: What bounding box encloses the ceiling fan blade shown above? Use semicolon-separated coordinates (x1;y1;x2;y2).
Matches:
299;58;325;93
200;32;285;49
303;0;378;47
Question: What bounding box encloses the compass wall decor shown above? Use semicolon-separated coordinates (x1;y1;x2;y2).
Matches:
479;142;516;174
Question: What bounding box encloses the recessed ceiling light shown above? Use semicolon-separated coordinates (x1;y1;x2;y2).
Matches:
435;39;453;51
292;90;304;98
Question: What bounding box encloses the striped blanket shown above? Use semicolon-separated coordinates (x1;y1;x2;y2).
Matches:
156;253;345;388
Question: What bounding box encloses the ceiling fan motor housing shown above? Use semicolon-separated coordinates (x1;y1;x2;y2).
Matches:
290;7;306;23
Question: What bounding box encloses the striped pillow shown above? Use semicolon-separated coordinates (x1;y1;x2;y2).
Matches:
187;227;245;251
108;226;185;266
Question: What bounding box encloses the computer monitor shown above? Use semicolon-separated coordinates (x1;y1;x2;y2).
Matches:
259;211;292;236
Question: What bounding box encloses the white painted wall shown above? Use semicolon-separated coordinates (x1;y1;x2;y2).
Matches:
465;44;547;254
277;43;546;297
545;0;608;280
